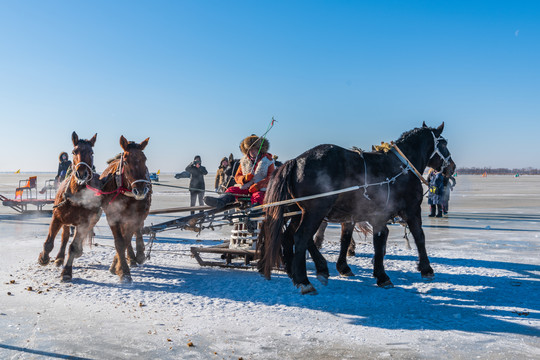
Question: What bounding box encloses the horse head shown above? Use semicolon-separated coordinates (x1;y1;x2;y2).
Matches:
71;131;97;185
118;135;151;200
423;122;456;177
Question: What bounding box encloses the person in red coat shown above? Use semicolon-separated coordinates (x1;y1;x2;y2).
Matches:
204;134;275;208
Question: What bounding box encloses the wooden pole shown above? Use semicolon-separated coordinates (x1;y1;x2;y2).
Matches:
390;141;429;186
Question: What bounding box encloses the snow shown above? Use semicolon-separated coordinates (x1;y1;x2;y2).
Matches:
0;174;539;359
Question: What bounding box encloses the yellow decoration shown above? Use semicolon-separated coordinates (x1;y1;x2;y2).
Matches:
373;142;393;153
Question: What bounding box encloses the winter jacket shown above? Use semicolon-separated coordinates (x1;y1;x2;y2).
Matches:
185;162;208;192
427;171;444;205
234;153;275;193
56;152;72;182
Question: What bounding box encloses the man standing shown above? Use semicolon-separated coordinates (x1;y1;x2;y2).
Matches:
185;155;208;214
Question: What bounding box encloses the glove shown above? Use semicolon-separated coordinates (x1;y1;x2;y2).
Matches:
248;183;259;193
242;173;254;184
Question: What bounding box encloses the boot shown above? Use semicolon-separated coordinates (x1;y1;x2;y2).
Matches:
435;204;443;217
204;194;235;209
428;205;436;217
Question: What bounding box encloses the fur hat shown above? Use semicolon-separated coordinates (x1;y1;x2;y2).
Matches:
59;152;69;162
240;134;270;155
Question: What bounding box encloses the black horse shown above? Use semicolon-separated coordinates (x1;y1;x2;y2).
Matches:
257;122;456;294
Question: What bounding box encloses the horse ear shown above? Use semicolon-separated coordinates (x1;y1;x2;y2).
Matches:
72;131;79;146
140;137;150;150
436;122;445;134
119;135;129;151
89;133;97;147
422;121;427;128
229;153;234;162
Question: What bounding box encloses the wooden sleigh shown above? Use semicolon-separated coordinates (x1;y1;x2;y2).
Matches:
0;176;56;213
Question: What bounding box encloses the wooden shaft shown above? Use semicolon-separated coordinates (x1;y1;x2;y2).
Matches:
390;142;429;186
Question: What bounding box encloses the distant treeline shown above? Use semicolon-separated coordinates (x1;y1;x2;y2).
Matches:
457;167;540;175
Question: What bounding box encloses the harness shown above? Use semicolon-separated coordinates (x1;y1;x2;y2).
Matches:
86;154;151;203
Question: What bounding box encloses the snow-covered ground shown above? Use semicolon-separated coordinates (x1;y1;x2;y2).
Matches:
0;173;539;359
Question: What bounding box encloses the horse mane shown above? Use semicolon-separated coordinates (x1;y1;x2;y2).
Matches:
107;153;122;164
75;139;95;147
396;126;430;143
124;142;145;150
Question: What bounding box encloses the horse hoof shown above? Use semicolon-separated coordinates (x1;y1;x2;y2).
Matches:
340;271;355;277
136;254;146;265
299;283;317;295
54;258;64;267
129;259;138;267
316;273;329;286
378;280;394;289
120;275;133;284
61;275;72;283
38;254;50;266
422;273;435;281
109;266;117;275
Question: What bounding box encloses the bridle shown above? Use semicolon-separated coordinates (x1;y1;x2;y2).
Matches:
429;131;452;172
115;153;151;200
72;161;93;185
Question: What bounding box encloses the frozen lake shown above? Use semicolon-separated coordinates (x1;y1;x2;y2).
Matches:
0;173;538;359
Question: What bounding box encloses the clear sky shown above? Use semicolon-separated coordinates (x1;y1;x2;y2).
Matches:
1;1;539;173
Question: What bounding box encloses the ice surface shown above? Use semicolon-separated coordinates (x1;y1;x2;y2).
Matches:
0;174;539;359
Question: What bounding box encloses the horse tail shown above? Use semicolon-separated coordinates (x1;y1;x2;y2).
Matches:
257;159;297;279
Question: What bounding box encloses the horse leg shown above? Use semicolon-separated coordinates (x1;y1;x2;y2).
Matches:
307;238;329;285
337;222;355;276
38;217;62;265
283;217;300;278
135;229;146;265
406;210;434;279
372;225;393;288
313;221;327;249
292;211;327;295
54;225;71;266
109;224;132;283
126;232;137;267
347;237;356;257
61;226;88;282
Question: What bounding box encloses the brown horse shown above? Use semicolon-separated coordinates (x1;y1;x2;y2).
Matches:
99;136;151;283
38;132;101;281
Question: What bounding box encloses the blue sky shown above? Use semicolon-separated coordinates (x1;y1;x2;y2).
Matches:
1;1;539;173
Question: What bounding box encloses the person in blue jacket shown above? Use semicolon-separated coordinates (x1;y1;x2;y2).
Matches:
427;168;444;217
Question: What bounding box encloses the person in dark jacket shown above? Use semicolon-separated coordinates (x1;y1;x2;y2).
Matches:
442;176;456;215
55;152;72;188
427;168;444;217
185;155;208;214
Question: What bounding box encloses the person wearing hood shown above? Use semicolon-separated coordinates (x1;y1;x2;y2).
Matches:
55;152;72;188
214;156;230;193
185;155;208;214
204;135;275;208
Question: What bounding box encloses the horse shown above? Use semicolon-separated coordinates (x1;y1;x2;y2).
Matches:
257;122;456;294
38;132;101;282
99;136;152;283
